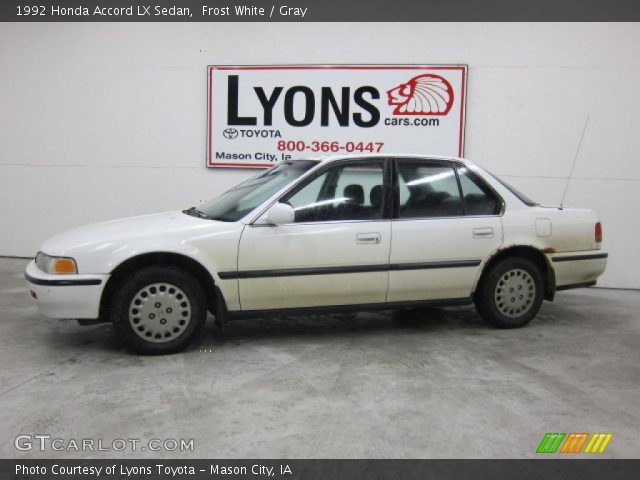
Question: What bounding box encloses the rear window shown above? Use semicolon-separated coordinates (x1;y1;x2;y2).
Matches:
487;172;539;207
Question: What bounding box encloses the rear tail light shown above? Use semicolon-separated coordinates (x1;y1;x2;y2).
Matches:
595;222;603;243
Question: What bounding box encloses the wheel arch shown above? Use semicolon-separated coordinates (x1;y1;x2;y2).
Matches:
474;245;556;301
99;252;223;319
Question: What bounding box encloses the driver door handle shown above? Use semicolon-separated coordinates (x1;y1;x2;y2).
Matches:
356;233;381;244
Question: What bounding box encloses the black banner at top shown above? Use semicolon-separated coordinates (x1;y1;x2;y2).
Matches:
1;0;640;22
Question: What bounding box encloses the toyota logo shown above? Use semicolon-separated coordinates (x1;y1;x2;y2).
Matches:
223;128;238;139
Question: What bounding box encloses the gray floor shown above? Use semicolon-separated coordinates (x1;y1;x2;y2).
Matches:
0;257;638;459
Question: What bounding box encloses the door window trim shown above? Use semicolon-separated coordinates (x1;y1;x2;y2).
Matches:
248;157;506;226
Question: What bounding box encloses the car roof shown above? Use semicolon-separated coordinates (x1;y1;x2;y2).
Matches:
291;153;477;167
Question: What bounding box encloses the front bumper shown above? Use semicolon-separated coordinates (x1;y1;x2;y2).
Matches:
24;260;109;319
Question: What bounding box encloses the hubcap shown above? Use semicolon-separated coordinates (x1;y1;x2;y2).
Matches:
129;283;191;343
494;268;536;318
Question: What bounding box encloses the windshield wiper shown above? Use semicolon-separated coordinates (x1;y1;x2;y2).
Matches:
182;207;212;219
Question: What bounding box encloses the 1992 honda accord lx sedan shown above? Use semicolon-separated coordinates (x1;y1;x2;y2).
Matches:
25;154;608;354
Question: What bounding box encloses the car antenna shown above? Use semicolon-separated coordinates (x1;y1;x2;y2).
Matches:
560;115;590;210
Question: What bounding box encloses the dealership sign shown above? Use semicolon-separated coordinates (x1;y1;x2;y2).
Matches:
207;65;467;168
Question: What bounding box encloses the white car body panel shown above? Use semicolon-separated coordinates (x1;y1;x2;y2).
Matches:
388;216;503;302
237;221;391;310
36;211;244;313
499;207;605;288
24;154;607;321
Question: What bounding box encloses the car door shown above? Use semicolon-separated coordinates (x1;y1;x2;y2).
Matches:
387;159;503;303
237;158;392;311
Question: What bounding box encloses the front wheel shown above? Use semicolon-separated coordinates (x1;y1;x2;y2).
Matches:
110;266;207;354
475;257;544;328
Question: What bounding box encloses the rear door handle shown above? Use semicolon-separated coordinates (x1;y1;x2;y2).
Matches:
357;233;381;244
473;227;494;239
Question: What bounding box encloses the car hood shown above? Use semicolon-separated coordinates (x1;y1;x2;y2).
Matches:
39;211;226;258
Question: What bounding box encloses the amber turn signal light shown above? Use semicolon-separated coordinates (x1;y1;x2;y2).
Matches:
53;258;77;274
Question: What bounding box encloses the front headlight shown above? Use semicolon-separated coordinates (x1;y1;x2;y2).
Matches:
35;252;78;275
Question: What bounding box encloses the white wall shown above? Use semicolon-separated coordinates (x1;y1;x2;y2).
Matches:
0;23;638;288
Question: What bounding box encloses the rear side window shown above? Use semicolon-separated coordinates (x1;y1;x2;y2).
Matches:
397;161;463;218
457;165;501;215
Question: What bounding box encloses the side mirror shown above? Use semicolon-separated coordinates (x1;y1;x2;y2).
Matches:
259;202;295;225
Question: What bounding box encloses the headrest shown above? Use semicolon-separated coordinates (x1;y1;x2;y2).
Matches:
343;184;365;205
370;185;383;209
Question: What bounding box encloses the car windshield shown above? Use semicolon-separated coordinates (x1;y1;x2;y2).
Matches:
187;160;318;222
486;171;539;207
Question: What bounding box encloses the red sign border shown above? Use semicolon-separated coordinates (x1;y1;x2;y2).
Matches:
207;65;468;169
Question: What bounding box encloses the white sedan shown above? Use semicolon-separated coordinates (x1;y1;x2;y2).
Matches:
25;154;608;354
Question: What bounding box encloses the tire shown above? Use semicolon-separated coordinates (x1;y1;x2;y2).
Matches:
475;257;544;329
110;266;207;354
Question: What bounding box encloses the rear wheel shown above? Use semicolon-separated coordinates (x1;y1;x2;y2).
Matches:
475;257;544;328
110;266;207;354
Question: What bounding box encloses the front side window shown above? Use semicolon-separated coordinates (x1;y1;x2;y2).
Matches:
283;160;385;223
193;160;317;222
397;161;463;218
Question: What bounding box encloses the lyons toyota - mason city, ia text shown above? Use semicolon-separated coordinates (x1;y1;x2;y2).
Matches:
16;463;293;477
